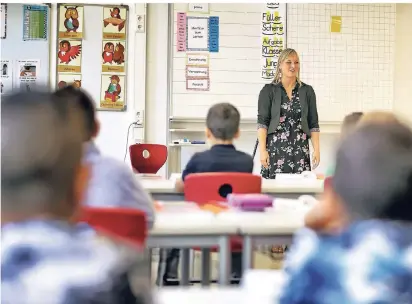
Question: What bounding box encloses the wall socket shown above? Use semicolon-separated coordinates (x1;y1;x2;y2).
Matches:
135;110;144;126
136;15;145;33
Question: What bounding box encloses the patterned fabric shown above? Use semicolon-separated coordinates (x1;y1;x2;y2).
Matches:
261;83;311;179
83;142;155;229
279;220;412;304
1;220;153;304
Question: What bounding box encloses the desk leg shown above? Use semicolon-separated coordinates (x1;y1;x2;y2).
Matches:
181;249;190;286
218;236;231;286
201;248;211;286
242;236;254;274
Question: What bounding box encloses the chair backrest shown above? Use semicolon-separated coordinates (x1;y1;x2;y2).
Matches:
79;207;147;247
129;144;168;174
184;172;262;204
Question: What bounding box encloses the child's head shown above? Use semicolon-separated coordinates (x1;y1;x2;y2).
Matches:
332;121;412;222
206;103;240;143
1;89;89;223
359;110;400;126
341;112;363;135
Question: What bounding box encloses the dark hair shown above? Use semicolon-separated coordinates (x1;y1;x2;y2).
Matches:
206;103;240;140
333;121;412;222
54;85;96;141
341;112;363;133
1;88;85;215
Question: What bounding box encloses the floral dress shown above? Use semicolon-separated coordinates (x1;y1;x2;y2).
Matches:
261;84;311;179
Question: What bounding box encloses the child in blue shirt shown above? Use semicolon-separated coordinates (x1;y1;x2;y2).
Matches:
279;120;412;304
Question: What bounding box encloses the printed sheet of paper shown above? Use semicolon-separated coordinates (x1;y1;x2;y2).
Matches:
58;4;84;39
101;40;126;73
57;39;82;73
23;5;48;41
1;4;7;39
100;74;126;111
186;16;209;51
1;59;13;95
14;59;40;92
102;6;127;40
57;73;82;89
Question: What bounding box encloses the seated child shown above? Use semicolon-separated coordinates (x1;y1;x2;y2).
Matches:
1;91;153;304
160;103;254;285
279;120;412;303
324;111;363;177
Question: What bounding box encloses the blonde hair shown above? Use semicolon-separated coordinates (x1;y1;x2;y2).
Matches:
273;48;302;86
359;111;400;126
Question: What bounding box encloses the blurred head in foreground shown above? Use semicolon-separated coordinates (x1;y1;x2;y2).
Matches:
341;112;363;136
359;110;401;126
306;119;412;231
1;88;89;223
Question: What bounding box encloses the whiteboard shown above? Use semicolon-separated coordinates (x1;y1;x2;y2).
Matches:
0;4;51;93
170;3;396;122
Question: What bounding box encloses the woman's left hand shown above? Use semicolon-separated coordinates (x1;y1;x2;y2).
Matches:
312;149;320;169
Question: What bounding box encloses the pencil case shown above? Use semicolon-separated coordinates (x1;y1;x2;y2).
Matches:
226;194;274;211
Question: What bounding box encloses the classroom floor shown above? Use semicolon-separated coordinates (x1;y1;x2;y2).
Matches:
150;249;283;285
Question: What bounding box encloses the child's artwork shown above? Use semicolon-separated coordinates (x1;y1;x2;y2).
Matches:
100;74;126;111
57;73;82;89
101;40;126;73
58;4;83;39
102;6;127;40
57;39;82;73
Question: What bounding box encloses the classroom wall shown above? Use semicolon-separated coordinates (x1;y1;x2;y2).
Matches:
47;3;147;162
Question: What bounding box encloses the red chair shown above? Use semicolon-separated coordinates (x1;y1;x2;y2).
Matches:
184;172;262;283
129;144;168;174
79;207;147;248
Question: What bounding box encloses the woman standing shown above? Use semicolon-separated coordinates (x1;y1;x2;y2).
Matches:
257;48;320;179
257;48;320;255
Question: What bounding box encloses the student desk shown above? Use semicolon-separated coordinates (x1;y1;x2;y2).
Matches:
140;177;324;201
147;209;238;286
147;202;306;286
155;288;275;304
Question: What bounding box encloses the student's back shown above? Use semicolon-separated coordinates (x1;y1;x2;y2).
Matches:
180;103;253;182
280;121;412;304
1;90;153;304
54;86;155;228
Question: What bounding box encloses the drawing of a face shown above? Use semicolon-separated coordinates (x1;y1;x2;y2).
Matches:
65;7;79;19
113;8;120;15
59;40;70;52
104;42;114;52
110;75;120;84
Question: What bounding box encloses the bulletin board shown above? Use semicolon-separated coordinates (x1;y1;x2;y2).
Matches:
1;3;51;95
55;4;129;111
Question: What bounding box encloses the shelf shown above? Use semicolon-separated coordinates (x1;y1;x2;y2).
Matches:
168;143;208;147
169;128;257;133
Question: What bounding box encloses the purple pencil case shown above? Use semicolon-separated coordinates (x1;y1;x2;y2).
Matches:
226;194;274;211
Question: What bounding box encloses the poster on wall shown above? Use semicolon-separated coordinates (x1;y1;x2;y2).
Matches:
261;3;287;81
57;39;82;73
99;74;126;111
14;59;40;92
176;12;187;52
101;40;126;73
1;4;7;39
57;73;82;89
102;6;127;40
23;5;48;41
208;16;219;52
186;16;209;51
1;59;13;95
58;4;84;39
